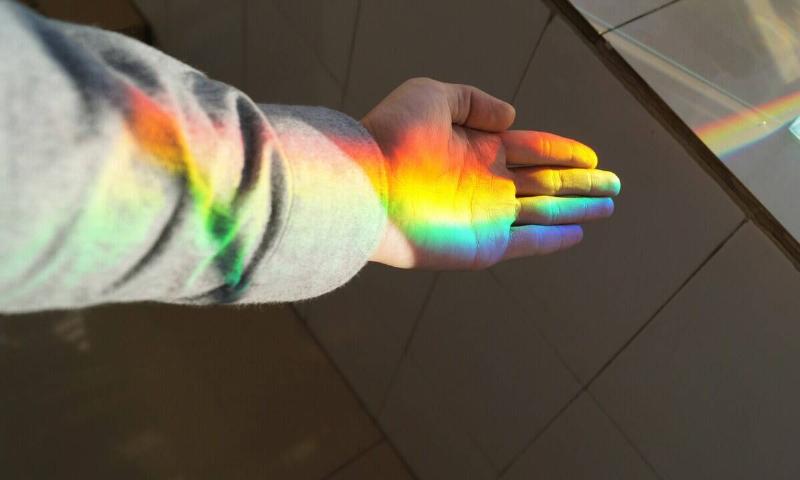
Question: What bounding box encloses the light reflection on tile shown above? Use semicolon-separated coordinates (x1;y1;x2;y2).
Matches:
604;0;800;240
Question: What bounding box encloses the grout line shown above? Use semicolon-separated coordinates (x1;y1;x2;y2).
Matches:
340;0;363;112
498;219;746;476
294;305;393;465
287;302;306;323
269;0;344;90
375;271;441;417
584;218;748;389
488;269;583;386
497;388;584;477
320;437;385;480
586;391;667;480
384;439;424;480
605;0;682;34
401;272;441;356
293;273;428;480
510;10;555;104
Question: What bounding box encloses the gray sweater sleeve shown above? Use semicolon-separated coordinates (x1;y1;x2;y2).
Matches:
0;2;388;312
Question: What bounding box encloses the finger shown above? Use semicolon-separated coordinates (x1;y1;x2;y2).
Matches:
514;167;621;197
443;82;516;132
501;130;598;168
516;197;614;225
503;224;583;260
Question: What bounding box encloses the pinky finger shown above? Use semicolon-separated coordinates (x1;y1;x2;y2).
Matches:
503;224;583;261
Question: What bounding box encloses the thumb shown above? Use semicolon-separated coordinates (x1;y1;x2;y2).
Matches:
443;82;516;132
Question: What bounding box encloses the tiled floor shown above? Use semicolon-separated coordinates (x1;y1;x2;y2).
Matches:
592;223;800;480
342;0;552;117
303;265;436;415
493;15;743;382
328;442;414;480
243;0;350;108
501;394;658;480
0;303;409;479
379;357;497;480
19;1;800;479
405;271;580;471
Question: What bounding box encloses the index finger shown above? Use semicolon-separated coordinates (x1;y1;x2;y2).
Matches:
501;131;598;168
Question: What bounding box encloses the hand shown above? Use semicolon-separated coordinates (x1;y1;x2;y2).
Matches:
362;78;620;270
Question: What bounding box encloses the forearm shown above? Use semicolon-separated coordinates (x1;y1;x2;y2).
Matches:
0;3;387;312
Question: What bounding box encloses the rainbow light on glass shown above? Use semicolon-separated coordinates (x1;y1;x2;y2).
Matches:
695;90;800;159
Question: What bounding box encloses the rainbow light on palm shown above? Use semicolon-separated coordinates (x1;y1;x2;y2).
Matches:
319;124;521;268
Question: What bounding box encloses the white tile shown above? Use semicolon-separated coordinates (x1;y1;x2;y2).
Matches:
592;222;800;480
379;359;496;480
161;0;245;88
408;271;580;470
569;0;675;32
502;393;658;480
306;264;436;414
343;0;551;118
272;0;358;85
244;0;343;108
492;17;744;382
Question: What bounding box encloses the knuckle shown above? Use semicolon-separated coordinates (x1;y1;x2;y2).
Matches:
542;198;558;225
551;169;563;194
408;76;433;85
585;169;595;195
405;77;438;91
568;141;577;163
538;135;553;161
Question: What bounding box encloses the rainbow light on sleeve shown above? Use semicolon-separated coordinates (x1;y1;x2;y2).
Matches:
123;85;250;290
694;90;800;159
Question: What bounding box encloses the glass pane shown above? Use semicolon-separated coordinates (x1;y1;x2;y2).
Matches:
576;0;800;239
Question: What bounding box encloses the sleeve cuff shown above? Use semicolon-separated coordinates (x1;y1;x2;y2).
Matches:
247;104;388;301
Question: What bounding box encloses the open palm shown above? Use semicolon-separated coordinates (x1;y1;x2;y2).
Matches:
363;78;620;270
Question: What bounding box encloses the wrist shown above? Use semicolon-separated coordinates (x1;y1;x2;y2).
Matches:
369;220;390;263
368;220;416;268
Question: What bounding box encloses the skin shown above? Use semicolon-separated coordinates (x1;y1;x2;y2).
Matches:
362;78;621;270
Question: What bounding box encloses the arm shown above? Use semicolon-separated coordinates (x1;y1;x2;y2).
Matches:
0;3;388;312
0;5;621;313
